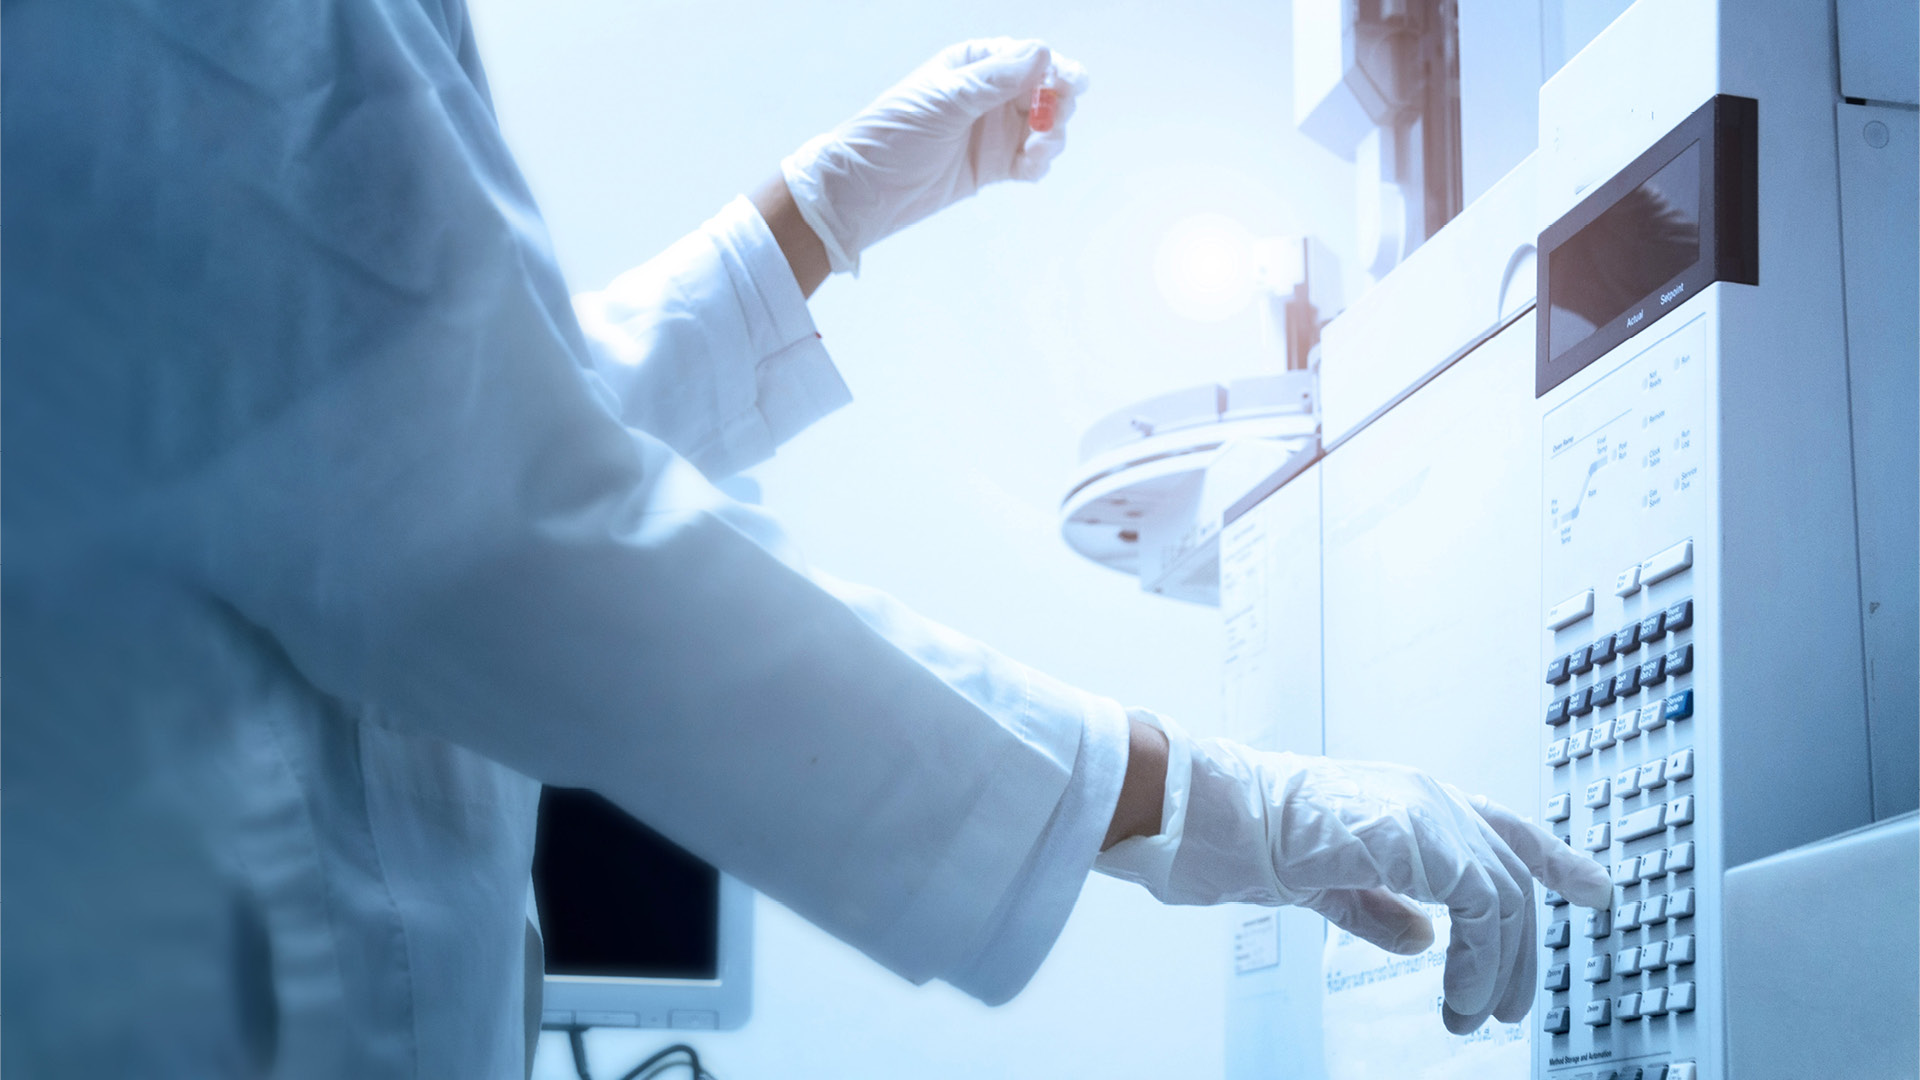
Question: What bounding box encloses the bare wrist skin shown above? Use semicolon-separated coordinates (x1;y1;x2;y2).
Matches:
1102;716;1169;850
750;173;830;299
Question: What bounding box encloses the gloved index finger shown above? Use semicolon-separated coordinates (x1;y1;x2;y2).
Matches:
1468;792;1612;908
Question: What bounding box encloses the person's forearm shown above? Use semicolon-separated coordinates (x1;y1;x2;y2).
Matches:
751;173;830;299
1103;716;1168;850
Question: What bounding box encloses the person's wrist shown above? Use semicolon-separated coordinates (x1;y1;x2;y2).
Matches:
1102;715;1168;850
750;172;831;298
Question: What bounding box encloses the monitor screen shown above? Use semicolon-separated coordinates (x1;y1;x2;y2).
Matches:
1546;141;1703;362
533;786;719;980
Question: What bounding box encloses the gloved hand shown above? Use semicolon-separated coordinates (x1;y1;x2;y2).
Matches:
780;38;1089;274
1098;711;1613;1035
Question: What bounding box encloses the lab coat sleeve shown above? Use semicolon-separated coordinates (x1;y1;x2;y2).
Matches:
571;196;850;481
124;6;1120;1000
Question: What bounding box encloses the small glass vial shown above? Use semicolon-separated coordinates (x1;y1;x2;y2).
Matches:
1028;81;1058;133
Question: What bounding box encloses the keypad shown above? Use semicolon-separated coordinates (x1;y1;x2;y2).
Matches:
1541;592;1699;1060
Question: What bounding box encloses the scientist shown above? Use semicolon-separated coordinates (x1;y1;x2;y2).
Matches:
3;5;1611;1076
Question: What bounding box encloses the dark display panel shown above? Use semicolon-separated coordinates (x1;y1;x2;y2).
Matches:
1547;142;1702;361
534;787;720;980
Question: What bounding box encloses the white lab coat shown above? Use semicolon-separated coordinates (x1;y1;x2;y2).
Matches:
3;3;1128;1076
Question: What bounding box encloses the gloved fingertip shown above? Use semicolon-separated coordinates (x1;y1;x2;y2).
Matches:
1391;915;1436;955
1442;1004;1489;1036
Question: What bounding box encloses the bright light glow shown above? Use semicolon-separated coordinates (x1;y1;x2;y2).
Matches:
1153;214;1258;322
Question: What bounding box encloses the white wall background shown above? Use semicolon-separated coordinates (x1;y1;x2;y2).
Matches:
463;2;1358;1076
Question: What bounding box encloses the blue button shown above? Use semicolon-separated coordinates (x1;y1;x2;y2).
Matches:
1664;689;1694;722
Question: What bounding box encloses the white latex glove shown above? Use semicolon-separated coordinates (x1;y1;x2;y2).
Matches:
1098;712;1613;1035
780;37;1089;274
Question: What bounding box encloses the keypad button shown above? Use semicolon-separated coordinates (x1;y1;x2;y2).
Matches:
1614;901;1641;931
1665;841;1696;873
1585;778;1612;809
1545;888;1568;907
1546;695;1571;725
1549;590;1596;631
1615;663;1643;697
1667;934;1696;965
1571;685;1595;716
1544;1005;1572;1034
1546;793;1573;822
1544;962;1571;991
1637;849;1667;880
1615;945;1643;975
1639;655;1667;688
1589;635;1618;666
1664;643;1694;678
1664;598;1694;632
1641;538;1693;585
1547;739;1570;767
1644;1066;1671;1080
1584;909;1612;938
1570;729;1595;758
1547;655;1572;684
1641;985;1669;1016
1590;718;1618;749
1637;701;1669;734
1666;887;1696;919
1614;991;1642;1020
1583;953;1612;982
1615;565;1643;597
1614;623;1643;654
1663;688;1694;722
1570;645;1596;676
1668;1064;1699;1080
1641;894;1669;924
1614;768;1642;797
1612;859;1639;886
1584;998;1613;1026
1638;759;1669;789
1618;804;1668;841
1668;981;1697;1011
1582;823;1612;851
1640;611;1669;644
1641;940;1670;970
1665;795;1695;827
1544;921;1571;949
1665;747;1695;782
1590;675;1618;708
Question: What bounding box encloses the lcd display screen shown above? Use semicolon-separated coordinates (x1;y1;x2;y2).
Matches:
1547;141;1703;361
534;786;720;980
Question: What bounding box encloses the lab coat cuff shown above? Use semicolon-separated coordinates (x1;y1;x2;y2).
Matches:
1091;709;1193;896
942;691;1131;1005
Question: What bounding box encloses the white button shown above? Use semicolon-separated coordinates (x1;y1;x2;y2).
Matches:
1618;711;1642;740
1570;729;1594;758
1669;1064;1699;1080
1614;564;1643;596
1666;794;1695;826
1641;538;1694;585
1641;985;1669;1015
1584;778;1612;808
1546;793;1573;822
1614;901;1642;931
1614;768;1642;797
1666;887;1696;918
1666;840;1696;872
1618;803;1668;840
1668;981;1697;1011
1638;758;1668;788
1582;822;1612;851
1548;589;1596;630
1590;718;1618;749
1667;933;1696;964
1615;945;1643;974
1612;858;1639;885
1641;940;1669;970
1614;991;1642;1020
1584;954;1612;982
1665;747;1695;781
1584;998;1613;1026
1547;738;1570;766
1638;849;1667;880
1637;701;1669;733
1584;909;1612;938
1641;893;1669;924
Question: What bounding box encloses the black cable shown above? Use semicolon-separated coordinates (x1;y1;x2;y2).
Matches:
562;1030;714;1080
